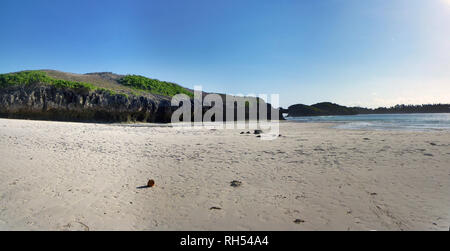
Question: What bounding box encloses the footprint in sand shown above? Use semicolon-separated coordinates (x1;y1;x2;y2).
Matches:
62;221;90;231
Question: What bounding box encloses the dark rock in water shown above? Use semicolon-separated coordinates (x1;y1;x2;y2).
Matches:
230;180;242;187
246;131;251;134
293;219;305;224
254;130;263;135
210;207;222;210
256;135;262;138
430;142;437;146
363;138;370;140
424;153;434;157
240;132;245;134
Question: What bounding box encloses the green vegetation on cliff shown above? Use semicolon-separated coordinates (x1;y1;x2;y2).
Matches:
119;75;194;98
0;71;97;91
0;71;193;98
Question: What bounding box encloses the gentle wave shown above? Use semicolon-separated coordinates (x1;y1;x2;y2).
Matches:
287;113;450;131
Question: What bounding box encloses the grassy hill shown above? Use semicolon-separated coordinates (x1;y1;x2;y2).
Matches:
0;70;193;98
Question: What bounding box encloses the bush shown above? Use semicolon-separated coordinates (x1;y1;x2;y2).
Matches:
119;75;193;97
0;71;97;92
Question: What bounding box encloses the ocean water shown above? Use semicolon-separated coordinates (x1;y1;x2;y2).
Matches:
287;113;450;131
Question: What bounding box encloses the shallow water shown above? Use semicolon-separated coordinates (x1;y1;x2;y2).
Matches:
287;113;450;131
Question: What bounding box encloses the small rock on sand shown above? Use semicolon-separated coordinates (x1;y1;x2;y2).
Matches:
230;180;242;187
294;219;305;224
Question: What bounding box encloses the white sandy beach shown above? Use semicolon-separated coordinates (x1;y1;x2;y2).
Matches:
0;118;449;231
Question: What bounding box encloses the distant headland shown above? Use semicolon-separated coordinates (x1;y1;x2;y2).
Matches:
284;102;450;117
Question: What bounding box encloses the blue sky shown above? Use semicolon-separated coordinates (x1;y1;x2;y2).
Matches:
0;0;449;108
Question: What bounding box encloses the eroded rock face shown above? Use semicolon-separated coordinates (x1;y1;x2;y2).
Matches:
0;83;284;123
0;83;173;123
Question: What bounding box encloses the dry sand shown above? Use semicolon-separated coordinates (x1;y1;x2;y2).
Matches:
0;118;449;231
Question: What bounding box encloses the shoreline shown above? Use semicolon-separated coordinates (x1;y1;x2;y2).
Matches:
286;113;450;132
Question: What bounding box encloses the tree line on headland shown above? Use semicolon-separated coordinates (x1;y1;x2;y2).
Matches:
285;102;450;117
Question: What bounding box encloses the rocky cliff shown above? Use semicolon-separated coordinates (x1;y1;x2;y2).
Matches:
0;83;174;123
0;70;284;123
